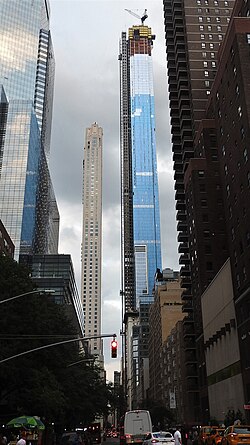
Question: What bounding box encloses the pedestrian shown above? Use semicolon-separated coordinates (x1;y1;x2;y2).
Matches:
192;430;198;445
174;428;182;445
16;432;26;445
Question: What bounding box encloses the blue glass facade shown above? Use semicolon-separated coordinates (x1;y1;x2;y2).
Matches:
129;30;162;305
0;0;59;258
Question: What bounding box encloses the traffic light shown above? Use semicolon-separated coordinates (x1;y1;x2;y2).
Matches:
111;339;118;358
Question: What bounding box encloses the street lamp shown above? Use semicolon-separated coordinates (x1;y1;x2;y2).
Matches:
0;289;55;304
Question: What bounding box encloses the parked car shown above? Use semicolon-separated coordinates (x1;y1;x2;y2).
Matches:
143;432;174;445
221;425;250;445
199;427;214;445
207;429;225;445
60;431;86;445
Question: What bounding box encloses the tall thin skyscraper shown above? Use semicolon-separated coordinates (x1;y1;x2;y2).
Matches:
120;22;162;407
0;0;59;258
120;24;162;311
81;123;103;357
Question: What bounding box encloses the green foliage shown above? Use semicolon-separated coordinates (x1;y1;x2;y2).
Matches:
0;255;113;428
146;400;176;429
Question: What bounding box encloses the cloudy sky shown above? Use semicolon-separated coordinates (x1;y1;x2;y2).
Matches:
49;0;179;381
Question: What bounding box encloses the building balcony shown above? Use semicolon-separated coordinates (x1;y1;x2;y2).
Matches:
177;219;187;231
177;232;188;243
184;339;196;350
176;210;187;221
175;190;185;201
180;265;190;275
176;200;186;211
174;167;183;178
182;301;193;313
178;242;189;253
181;275;191;287
181;289;192;299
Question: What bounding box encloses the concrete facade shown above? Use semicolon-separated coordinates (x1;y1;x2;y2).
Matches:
201;259;244;423
148;270;184;403
81;123;103;357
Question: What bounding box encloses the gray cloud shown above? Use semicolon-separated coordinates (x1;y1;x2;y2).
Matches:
49;0;179;375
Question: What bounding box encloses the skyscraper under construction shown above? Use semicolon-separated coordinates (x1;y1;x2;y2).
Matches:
119;19;162;406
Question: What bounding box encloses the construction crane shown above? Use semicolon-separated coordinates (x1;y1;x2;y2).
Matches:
125;8;148;25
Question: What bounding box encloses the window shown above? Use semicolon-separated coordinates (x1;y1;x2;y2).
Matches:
243;148;248;163
246;232;250;246
201;34;205;40
211;52;215;58
205;70;209;77
205;244;212;254
231;227;235;241
206;261;213;271
236;274;240;288
203;61;208;67
199;16;203;22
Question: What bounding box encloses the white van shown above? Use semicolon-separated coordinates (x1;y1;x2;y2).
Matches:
124;410;152;444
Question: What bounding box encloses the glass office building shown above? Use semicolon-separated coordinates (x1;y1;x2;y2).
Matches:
121;25;162;307
0;0;59;258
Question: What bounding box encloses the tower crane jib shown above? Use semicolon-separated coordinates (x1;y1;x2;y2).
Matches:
125;8;148;25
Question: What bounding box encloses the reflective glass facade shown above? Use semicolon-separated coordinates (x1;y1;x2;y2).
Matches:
129;26;162;304
20;254;85;337
0;0;58;258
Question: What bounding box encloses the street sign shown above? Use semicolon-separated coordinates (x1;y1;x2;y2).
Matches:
244;405;250;410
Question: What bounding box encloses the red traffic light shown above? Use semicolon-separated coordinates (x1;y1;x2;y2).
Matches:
111;339;118;358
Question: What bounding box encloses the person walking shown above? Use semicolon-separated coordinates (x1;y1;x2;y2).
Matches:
16;432;26;445
174;428;182;445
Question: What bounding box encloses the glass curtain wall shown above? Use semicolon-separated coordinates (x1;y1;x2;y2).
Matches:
129;26;162;304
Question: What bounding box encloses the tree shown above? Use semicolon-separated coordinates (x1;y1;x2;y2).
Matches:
0;255;113;427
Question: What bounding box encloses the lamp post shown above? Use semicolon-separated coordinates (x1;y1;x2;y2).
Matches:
0;289;55;304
